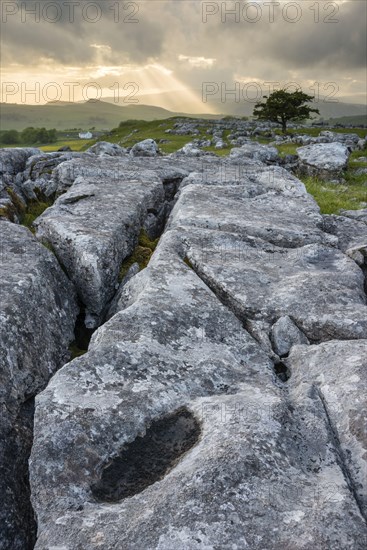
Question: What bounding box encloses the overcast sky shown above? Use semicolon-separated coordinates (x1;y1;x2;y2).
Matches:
1;0;366;110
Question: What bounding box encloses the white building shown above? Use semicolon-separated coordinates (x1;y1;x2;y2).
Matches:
79;131;93;139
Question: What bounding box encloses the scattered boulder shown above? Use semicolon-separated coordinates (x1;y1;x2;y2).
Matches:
230;142;279;163
130;139;159;157
176;142;203;156
87;141;127;156
319;130;361;150
168;122;200;135
297;142;350;178
214;139;225;149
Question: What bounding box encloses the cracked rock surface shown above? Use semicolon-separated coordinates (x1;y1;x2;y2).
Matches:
26;152;367;549
287;340;367;518
0;221;78;549
34;168;165;327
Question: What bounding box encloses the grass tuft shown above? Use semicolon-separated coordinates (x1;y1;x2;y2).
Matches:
302;176;367;214
183;256;194;269
118;229;159;282
21;199;54;232
68;343;88;360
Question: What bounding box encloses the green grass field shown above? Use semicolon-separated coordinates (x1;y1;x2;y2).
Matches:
40;139;91;152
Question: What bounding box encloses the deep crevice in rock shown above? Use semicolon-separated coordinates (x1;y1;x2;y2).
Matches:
315;386;367;523
112;175;186;298
0;397;37;550
183;255;297;387
91;407;201;503
117;228;159;283
68;305;96;360
361;261;367;297
273;361;291;382
183;254;266;345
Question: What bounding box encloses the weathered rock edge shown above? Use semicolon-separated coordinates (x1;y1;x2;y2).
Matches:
0;221;78;550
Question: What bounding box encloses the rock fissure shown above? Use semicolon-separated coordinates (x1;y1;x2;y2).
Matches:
273;360;291;382
0;220;78;549
184;254;258;326
315;385;367;523
181;254;292;385
0;397;37;550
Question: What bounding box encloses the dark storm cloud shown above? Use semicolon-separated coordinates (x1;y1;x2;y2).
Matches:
1;0;165;64
1;0;366;95
255;0;367;70
193;0;367;72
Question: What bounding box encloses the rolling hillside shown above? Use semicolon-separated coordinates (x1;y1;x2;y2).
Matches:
103;91;367;121
0;100;185;131
1;97;365;132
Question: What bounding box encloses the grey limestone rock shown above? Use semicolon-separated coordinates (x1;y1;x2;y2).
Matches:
0;147;40;179
322;213;367;267
0;140;363;549
297;142;350;177
340;208;367;225
270;315;309;357
0;221;78;549
30;228;367;549
288;339;367;518
230;141;279;163
87;141;128;156
130;138;159;157
35;170;165;327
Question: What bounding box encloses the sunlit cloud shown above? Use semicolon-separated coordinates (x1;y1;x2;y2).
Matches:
0;0;365;108
178;55;216;68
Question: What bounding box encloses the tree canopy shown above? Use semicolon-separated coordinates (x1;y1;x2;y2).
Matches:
253;89;320;133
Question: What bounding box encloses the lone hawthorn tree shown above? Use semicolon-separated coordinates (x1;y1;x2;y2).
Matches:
253;89;319;133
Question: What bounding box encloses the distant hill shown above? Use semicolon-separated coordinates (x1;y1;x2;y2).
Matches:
0;100;190;131
325;114;367;127
203;97;366;120
1;96;365;131
102;91;366;121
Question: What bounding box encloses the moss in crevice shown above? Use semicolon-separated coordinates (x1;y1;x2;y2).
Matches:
6;187;26;215
2;187;55;231
21;201;53;233
138;229;159;251
0;203;18;222
68;343;88;360
118;229;159;282
183;256;194;269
